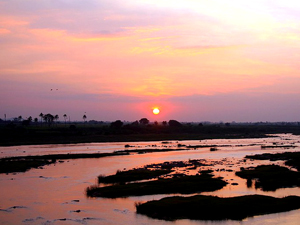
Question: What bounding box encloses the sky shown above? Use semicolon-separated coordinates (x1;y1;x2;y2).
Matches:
1;0;300;122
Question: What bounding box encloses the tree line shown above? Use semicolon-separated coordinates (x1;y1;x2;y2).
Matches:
2;113;183;129
2;113;87;127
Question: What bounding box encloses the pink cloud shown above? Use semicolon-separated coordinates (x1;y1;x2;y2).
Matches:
1;0;300;122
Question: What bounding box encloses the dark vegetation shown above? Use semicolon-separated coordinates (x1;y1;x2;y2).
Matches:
86;173;227;198
0;158;55;173
261;145;296;149
144;159;211;170
236;165;300;191
115;148;187;154
245;152;300;171
1;121;300;146
0;152;128;173
87;159;227;198
98;168;172;184
236;152;300;190
97;159;213;184
136;195;300;221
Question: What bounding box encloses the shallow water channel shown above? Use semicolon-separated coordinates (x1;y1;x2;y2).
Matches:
1;134;300;225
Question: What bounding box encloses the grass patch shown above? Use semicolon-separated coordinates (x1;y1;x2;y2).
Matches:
0;152;128;174
245;152;300;171
115;148;187;154
0;159;54;173
261;145;296;149
136;194;300;221
86;174;227;198
236;165;300;191
98;168;172;184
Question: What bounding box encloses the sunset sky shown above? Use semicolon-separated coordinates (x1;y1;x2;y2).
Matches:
1;0;300;122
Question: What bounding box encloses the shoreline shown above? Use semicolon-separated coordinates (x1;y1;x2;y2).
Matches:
1;123;299;147
0;133;269;147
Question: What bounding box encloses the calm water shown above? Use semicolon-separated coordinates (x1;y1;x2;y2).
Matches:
1;134;300;225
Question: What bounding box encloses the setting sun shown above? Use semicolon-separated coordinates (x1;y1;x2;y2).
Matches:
153;108;160;115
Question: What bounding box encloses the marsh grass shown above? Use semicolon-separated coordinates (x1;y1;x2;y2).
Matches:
0;152;128;173
97;168;172;184
0;159;54;173
245;152;300;171
236;165;300;191
115;148;187;154
261;145;296;149
135;194;300;221
86;174;227;198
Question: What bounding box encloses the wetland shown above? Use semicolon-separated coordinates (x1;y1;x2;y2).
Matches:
1;132;300;224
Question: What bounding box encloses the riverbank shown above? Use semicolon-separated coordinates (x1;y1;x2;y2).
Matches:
1;123;299;146
0;152;129;173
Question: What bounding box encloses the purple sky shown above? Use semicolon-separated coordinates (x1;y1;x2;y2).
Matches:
1;0;300;122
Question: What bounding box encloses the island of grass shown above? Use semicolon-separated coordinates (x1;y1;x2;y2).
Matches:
236;165;300;191
0;158;55;174
136;194;300;221
245;152;300;171
98;168;172;184
261;145;296;149
87;173;227;198
0;152;129;173
87;159;225;198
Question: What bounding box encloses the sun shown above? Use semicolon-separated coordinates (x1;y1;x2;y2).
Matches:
153;108;160;115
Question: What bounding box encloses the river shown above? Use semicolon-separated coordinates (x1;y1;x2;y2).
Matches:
0;134;300;225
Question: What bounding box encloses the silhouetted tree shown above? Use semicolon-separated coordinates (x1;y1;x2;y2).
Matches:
21;116;32;126
18;115;23;122
43;113;54;126
34;118;38;125
162;121;167;126
139;118;149;125
63;114;67;125
154;121;158;126
39;113;44;125
22;119;31;126
110;120;123;129
54;115;59;122
168;120;182;127
83;114;87;123
131;120;139;126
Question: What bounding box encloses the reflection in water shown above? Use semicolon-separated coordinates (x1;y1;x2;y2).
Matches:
0;134;300;224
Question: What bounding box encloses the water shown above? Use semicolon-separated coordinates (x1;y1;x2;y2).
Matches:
0;134;300;225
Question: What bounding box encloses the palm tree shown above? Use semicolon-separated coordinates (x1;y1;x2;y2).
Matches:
83;114;87;123
63;114;67;125
39;113;44;125
34;118;38;126
54;115;59;126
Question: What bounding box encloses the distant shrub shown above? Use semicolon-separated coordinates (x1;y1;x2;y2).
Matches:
69;125;76;130
168;120;182;127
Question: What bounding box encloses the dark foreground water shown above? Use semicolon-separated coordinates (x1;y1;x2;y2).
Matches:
1;134;300;225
